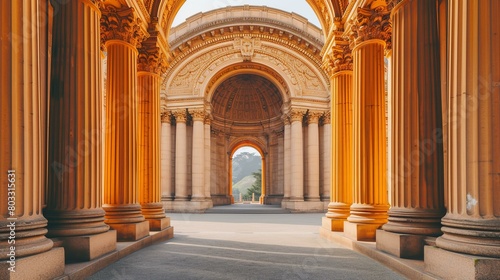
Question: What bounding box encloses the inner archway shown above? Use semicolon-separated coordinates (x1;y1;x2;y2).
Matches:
231;145;263;203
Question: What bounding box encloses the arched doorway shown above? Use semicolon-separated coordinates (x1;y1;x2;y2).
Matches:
210;74;283;205
230;144;264;204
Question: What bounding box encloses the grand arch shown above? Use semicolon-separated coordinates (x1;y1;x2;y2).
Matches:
160;6;330;211
1;0;498;279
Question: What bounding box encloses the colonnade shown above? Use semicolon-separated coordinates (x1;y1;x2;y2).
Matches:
281;109;330;211
160;109;213;211
322;0;499;277
0;1;171;278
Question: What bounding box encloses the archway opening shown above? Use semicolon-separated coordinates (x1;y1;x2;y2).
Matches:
231;146;262;203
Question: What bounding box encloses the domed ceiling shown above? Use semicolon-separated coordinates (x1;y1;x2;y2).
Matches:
211;74;283;124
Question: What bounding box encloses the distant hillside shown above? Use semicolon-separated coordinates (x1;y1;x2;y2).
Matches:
232;152;261;183
232;175;256;196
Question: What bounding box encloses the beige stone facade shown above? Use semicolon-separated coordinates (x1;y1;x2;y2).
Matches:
0;0;498;279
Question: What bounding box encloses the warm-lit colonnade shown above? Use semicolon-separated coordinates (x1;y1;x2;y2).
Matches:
320;0;499;278
1;0;173;278
0;0;499;279
160;6;332;212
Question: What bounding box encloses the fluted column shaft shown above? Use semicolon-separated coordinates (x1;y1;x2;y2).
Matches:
348;39;389;225
327;71;354;224
101;5;147;226
45;0;109;238
137;69;166;221
191;110;205;201
283;118;291;200
0;0;54;259
161;113;173;200
306;112;321;201
174;110;189;201
204;117;212;199
435;0;500;258
382;0;445;236
290;110;306;201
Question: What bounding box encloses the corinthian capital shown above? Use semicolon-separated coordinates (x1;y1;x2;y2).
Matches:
137;47;168;74
100;5;149;48
349;1;391;48
289;109;306;122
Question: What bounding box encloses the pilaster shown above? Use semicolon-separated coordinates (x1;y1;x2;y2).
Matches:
306;111;322;202
344;2;391;241
0;1;64;278
173;109;189;201
204;116;213;201
137;45;169;231
320;111;331;202
282;116;291;202
426;2;500;277
289;109;306;202
101;4;149;241
45;0;117;260
191;109;206;201
377;0;445;259
161;112;173;201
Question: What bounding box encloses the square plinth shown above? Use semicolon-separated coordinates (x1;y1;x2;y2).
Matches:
376;229;426;259
322;216;345;232
109;221;149;241
148;217;171;231
425;245;500;280
57;230;117;261
343;221;380;241
0;247;65;280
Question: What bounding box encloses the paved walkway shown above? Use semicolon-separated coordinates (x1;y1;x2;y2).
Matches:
89;205;406;280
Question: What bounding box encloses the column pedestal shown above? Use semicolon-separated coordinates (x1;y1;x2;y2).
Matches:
0;1;64;278
344;7;391;239
45;0;116;261
101;5;150;241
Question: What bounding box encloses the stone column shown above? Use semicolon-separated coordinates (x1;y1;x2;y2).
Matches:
161;112;173;201
289;109;306;201
323;40;354;232
0;1;64;278
137;44;169;231
426;1;500;278
282;117;291;201
321;111;331;202
344;3;391;241
306;111;321;201
376;0;445;259
191;110;205;201
204;116;213;201
101;5;149;241
44;0;116;261
173;109;189;201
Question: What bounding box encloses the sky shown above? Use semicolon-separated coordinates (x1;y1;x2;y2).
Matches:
172;0;321;27
233;146;260;158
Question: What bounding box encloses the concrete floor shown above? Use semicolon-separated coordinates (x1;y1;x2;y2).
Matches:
89;205;406;280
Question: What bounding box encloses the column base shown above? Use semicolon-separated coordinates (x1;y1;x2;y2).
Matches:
322;216;346;232
425;245;500;280
162;200;213;213
376;229;426;259
54;230;117;261
108;221;149;241
0;247;65;280
147;217;171;231
343;221;381;241
281;201;326;212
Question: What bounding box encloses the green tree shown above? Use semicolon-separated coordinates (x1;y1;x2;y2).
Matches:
245;169;261;200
